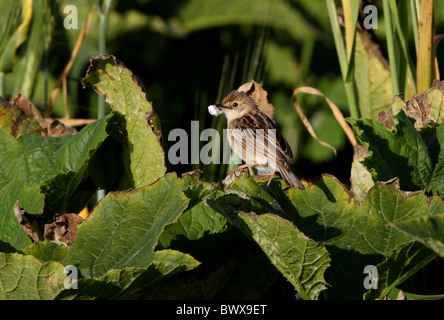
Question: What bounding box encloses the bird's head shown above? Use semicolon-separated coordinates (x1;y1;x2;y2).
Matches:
215;90;258;121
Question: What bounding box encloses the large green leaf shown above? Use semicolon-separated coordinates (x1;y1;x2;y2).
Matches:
157;177;228;251
349;111;433;192
82;54;166;189
208;175;331;300
364;241;437;300
350;82;444;196
390;214;444;258
209;173;444;299
238;212;331;300
0;112;121;251
353;28;393;119
63;174;190;279
22;241;69;262
0;252;66;300
288;175;443;299
157;201;228;250
0;112;120;217
0;180;43;251
56;250;200;300
428;124;444;194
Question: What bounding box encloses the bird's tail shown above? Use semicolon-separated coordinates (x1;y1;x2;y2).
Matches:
276;162;304;190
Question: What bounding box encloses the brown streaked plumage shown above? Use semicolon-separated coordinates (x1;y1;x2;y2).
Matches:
214;90;304;189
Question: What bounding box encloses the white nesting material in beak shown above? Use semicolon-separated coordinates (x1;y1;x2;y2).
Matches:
208;105;223;116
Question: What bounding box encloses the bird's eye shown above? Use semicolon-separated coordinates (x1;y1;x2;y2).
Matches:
232;102;238;107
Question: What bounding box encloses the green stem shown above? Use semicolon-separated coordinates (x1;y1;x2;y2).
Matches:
97;0;112;202
98;0;112;119
410;0;419;52
325;0;359;118
388;0;417;95
382;0;400;96
0;72;5;97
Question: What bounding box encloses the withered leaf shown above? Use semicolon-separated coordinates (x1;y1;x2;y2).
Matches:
0;94;77;137
405;80;444;129
237;81;275;119
44;213;83;247
46;119;78;137
13;201;44;242
380;80;444;130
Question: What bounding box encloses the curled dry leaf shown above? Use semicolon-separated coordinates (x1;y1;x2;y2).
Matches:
181;169;203;177
13;200;84;247
379;80;444;130
13;201;44;242
1;94;77;137
292;86;359;154
237;81;275;119
46;119;78;136
44;213;84;247
405;80;444;129
0;94;45;137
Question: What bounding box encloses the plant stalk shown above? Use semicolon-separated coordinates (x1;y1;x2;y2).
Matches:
417;0;435;93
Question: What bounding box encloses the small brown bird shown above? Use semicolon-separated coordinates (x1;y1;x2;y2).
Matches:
211;90;304;189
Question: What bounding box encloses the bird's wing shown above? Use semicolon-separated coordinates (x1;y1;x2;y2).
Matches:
262;113;293;161
228;112;293;163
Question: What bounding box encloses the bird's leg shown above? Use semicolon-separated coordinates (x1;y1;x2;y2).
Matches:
228;163;258;176
265;172;275;188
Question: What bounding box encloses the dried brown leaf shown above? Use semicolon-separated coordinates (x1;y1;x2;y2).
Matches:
237;81;275;119
405;80;444;129
1;94;77;137
292;86;359;154
43;213;83;247
13;201;44;242
379;80;444;130
46;119;77;137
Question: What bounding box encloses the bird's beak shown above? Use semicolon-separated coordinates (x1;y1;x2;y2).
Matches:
216;103;232;110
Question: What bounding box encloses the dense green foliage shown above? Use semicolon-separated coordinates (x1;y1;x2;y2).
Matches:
0;0;444;300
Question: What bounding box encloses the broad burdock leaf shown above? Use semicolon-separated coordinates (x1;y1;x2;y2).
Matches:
391;214;444;258
82;54;166;189
0;112;120;222
63;174;191;279
349;111;433;192
0;180;43;250
0;252;66;300
238;212;331;301
364;241;437;300
22;241;69;262
56;250;200;300
428;124;444;195
209;173;444;299
350;81;444;196
353;25;393;120
288;175;443;299
208;174;331;300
